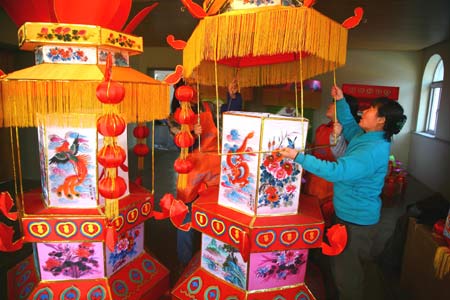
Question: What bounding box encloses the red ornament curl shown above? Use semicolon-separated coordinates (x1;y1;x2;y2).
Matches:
97;114;126;137
133;143;150;156
174;131;195;148
174;158;194;174
133;125;150;139
96;81;125;104
98;145;126;168
98;176;127;199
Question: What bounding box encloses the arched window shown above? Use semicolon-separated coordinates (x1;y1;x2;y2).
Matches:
425;59;444;134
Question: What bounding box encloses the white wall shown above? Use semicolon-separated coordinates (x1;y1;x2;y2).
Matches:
314;49;422;166
407;40;450;201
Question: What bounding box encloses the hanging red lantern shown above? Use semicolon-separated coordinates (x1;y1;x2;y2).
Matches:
96;81;126;104
175;85;196;102
98;145;126;168
97;113;126;137
174;157;194;174
174;107;195;125
133;125;150;139
98;176;127;199
133;143;150;156
174;131;195;148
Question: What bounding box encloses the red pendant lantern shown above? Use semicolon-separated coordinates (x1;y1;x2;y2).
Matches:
97;113;126;137
96;81;126;104
174;107;195;125
175;85;196;102
133;143;150;156
133;125;150;139
98;145;126;168
174;131;195;148
174;157;194;174
98;176;127;199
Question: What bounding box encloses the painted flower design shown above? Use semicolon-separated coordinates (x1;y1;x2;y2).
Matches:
37;26;89;42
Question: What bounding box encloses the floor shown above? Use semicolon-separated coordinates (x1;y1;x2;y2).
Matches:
0;144;437;300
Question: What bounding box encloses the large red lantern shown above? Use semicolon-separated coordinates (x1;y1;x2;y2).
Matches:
98;145;126;168
174;157;194;174
96;81;126;104
175;85;196;102
133;143;150;156
174;131;195;148
97;113;126;137
98;175;127;199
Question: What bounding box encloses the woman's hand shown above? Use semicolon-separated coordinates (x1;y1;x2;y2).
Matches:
333;122;343;136
279;147;298;160
331;85;344;101
193;123;202;135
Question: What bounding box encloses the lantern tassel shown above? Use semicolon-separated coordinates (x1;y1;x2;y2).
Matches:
137;156;144;170
105;198;119;220
177;173;188;191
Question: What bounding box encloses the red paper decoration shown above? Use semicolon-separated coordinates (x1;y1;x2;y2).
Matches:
96;81;126;104
174;158;194;174
97;145;126;168
175;85;196;102
133;125;150;139
98;175;127;199
97;114;126;137
174;131;195;148
133;143;150;156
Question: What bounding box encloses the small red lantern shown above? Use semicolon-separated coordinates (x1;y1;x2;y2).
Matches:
96;81;125;104
97;113;126;137
98;176;127;199
133;125;150;139
98;145;126;168
133;143;150;156
175;85;196;102
174;157;194;174
174;131;195;148
174;107;196;125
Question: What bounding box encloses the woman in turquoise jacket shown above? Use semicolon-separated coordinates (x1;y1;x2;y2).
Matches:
281;85;406;300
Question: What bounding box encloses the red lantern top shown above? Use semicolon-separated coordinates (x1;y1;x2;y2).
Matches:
175;85;196;103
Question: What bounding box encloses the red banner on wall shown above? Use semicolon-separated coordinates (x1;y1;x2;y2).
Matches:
342;84;399;100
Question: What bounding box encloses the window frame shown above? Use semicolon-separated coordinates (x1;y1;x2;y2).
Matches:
424;59;443;135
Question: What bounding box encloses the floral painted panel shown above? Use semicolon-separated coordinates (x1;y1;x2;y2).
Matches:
106;223;144;276
218;113;262;215
231;0;282;10
46;128;97;208
37;242;104;280
40;46;96;64
248;249;308;291
98;49;129;67
257;116;308;215
201;234;248;289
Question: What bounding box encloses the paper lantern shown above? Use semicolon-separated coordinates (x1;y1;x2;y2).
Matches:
98;175;127;199
133;143;150;156
175;85;196;102
174;131;195;148
173;158;194;174
174;107;195;125
97;113;126;137
96;81;126;104
133;125;150;138
97;144;126;168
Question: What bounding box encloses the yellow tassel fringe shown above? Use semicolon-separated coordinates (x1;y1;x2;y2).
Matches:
183;6;347;87
434;246;450;279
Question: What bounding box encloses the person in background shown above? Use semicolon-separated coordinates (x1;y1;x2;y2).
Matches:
280;85;406;300
221;78;243;113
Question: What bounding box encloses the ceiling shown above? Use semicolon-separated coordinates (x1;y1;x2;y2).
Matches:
130;0;450;51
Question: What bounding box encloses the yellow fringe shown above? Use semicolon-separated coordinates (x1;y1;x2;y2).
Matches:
177;173;188;191
105;198;119;220
183;6;347;87
0;80;170;127
434;246;450;279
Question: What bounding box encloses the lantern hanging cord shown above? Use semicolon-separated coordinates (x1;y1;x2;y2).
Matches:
151;120;155;194
196;71;201;153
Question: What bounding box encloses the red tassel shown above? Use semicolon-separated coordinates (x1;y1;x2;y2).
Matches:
321;224;347;256
153;194;191;231
105;223;118;252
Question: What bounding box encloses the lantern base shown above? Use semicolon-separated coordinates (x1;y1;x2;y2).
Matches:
7;251;169;300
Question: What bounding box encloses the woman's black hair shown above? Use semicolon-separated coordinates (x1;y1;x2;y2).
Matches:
372;97;407;142
343;93;360;122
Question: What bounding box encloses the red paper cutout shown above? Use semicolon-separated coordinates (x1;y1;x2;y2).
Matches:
153;194;191;231
123;3;159;33
166;34;187;50
163;65;184;85
181;0;207;19
107;0;132;30
0;192;18;221
303;0;316;8
54;0;120;27
321;224;347;256
342;7;364;29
